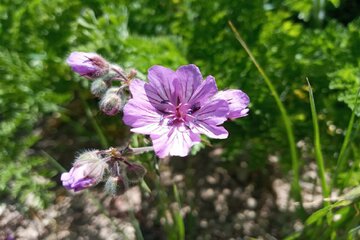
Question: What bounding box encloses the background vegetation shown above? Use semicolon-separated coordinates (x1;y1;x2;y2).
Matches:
1;0;360;239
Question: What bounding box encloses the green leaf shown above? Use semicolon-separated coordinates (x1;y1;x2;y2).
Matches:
306;205;332;225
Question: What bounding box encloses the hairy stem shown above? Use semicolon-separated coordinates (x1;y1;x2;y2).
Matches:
129;146;154;155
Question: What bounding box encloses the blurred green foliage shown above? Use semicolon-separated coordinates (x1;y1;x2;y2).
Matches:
0;0;185;209
1;0;360;238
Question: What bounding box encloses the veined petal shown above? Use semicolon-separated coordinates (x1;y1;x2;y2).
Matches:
148;65;177;104
175;64;202;102
129;79;174;113
194;99;229;125
123;98;162;131
188;75;218;105
130;123;165;135
192;122;229;139
151;128;201;158
191;99;229;139
213;89;250;119
129;79;150;104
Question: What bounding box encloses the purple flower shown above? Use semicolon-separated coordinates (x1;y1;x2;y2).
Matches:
123;64;250;158
61;151;107;192
66;52;109;78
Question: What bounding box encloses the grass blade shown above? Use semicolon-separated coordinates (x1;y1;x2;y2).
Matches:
306;78;329;202
173;184;185;240
228;21;303;210
332;89;360;189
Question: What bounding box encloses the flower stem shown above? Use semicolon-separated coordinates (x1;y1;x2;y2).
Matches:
111;66;129;82
129;146;154;155
228;21;303;211
79;91;109;148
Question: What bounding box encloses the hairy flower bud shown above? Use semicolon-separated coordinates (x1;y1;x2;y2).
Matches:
99;88;123;116
105;176;127;196
91;79;108;97
61;150;107;192
66;52;109;79
125;162;147;183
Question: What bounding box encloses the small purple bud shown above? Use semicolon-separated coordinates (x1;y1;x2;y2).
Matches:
99;88;123;116
127;69;137;80
66;52;109;79
91;79;108;97
61;150;107;192
5;233;15;240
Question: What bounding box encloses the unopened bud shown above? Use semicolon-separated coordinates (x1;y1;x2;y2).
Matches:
99;88;123;116
125;162;147;184
66;52;109;79
91;79;108;97
105;176;127;196
61;150;107;192
74;150;102;165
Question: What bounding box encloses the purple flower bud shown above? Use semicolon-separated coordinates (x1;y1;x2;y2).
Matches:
61;150;107;192
99;88;123;116
66;52;109;79
5;233;15;240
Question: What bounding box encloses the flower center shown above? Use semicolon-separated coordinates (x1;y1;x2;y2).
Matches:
159;100;200;127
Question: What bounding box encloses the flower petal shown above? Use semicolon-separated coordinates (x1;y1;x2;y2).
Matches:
192;122;229;139
128;79;150;105
66;52;99;75
175;64;202;102
151;128;201;158
148;65;177;104
72;178;95;192
128;78;170;113
194;99;229;125
213;89;250;119
123;98;163;134
188;75;218;105
191;99;229;139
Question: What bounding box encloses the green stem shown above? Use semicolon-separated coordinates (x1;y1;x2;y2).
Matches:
129;146;154;155
228;21;303;209
128;210;144;240
79;92;109;148
306;78;329;202
340;143;358;194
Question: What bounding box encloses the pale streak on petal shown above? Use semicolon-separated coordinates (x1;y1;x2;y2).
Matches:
151;128;201;158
